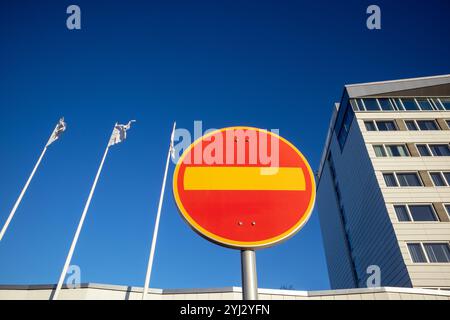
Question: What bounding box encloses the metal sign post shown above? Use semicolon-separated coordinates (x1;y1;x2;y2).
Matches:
241;250;258;300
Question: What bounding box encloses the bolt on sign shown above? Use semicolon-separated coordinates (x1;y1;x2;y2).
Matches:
173;127;316;249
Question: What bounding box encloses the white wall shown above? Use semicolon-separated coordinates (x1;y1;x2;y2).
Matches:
358;110;450;288
1;284;449;300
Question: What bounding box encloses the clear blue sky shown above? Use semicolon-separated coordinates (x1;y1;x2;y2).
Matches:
0;0;449;291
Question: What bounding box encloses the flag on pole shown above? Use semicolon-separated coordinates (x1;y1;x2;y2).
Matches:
170;121;176;160
53;120;136;300
1;117;67;242
108;120;136;147
46;117;67;147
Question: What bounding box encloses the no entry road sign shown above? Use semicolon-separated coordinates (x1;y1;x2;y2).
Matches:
173;127;316;249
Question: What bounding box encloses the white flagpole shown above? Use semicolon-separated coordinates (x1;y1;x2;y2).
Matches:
0;146;48;241
0;118;64;242
142;122;176;300
52;144;110;300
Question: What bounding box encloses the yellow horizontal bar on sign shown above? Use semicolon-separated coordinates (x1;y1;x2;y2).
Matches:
184;167;305;191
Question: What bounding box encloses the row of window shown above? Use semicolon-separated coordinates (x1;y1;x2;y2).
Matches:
394;204;449;222
352;97;450;112
365;120;397;131
408;242;450;263
383;171;450;187
365;119;450;132
417;144;450;156
405;119;448;131
384;172;422;187
373;143;450;157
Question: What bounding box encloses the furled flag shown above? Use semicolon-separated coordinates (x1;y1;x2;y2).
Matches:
108;120;136;147
170;122;177;160
46;117;67;147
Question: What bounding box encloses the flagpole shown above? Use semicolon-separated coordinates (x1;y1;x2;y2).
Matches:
52;144;110;300
142;122;176;300
0;146;48;241
1;118;66;242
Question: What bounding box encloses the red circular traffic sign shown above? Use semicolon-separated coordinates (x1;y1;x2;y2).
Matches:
173;127;316;249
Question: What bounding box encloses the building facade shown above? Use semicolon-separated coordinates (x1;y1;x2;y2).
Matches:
316;75;450;290
1;283;449;300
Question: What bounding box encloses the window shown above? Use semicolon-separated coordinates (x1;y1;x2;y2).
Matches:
417;144;431;156
364;121;376;131
386;145;409;157
394;204;438;222
431;98;445;110
357;97;450;112
417;120;439;130
439;98;450;110
394;205;410;221
388;172;450;187
424;243;450;263
396;173;422;186
350;99;360;111
445;204;450;216
378;98;394;111
376;121;397;131
393;98;404;110
430;172;447;186
374;145;410;157
408;242;450;263
401;98;420;111
446;120;450;129
405;120;440;131
373;145;386;157
408;205;437;221
405;120;419;130
362;99;380;111
444;173;450;185
408;243;428;263
384;173;422;187
383;173;398;187
417;144;450;157
365;120;397;131
416;98;434;111
350;98;396;111
429;144;450;156
429;172;450;186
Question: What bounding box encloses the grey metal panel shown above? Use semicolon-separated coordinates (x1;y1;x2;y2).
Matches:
345;75;450;98
365;83;450;97
317;116;412;289
316;161;356;289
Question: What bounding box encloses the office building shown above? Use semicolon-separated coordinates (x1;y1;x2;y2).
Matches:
316;75;450;290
